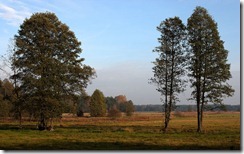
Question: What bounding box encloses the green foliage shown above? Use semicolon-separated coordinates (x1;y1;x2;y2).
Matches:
125;100;134;116
106;96;134;117
187;6;234;132
90;89;106;117
11;12;95;129
150;16;188;131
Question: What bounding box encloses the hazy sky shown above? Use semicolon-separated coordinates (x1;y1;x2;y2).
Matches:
0;0;240;105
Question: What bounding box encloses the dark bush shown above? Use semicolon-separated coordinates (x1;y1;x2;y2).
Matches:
108;108;122;118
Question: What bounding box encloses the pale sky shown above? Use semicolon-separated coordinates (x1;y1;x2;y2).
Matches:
0;0;240;105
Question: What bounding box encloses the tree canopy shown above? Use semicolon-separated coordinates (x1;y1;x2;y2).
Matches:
187;6;234;132
90;89;106;117
11;12;95;129
150;16;188;131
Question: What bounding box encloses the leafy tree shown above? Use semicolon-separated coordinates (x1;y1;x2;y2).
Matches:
11;12;95;130
150;17;188;132
90;89;106;117
115;95;127;112
187;6;234;132
125;100;134;116
115;95;127;104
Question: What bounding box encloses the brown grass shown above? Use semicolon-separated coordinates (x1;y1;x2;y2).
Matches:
0;111;240;150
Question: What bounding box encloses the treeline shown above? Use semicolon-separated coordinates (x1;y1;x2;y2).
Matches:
134;104;240;112
77;90;135;117
0;79;134;121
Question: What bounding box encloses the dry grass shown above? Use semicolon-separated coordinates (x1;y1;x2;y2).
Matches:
0;111;240;150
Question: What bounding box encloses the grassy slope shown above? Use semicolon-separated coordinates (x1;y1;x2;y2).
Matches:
0;112;240;150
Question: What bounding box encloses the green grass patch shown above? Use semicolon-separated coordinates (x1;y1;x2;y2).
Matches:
0;112;240;150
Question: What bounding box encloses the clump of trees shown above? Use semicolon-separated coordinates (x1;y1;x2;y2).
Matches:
77;92;135;118
114;95;135;116
151;6;234;132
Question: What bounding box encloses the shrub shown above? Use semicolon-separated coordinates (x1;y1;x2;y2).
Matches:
125;100;134;116
108;108;122;118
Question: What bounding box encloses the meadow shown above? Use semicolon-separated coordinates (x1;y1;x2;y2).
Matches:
0;111;240;150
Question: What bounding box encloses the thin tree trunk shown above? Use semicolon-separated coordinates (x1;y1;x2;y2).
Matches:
201;78;206;130
200;101;204;129
167;46;175;132
200;48;207;131
164;54;169;132
164;100;168;132
38;112;46;130
19;109;22;128
49;118;54;131
197;101;201;132
197;78;202;132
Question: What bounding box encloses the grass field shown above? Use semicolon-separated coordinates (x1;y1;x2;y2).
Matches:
0;111;240;150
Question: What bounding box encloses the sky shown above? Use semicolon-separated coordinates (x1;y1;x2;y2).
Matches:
0;0;241;105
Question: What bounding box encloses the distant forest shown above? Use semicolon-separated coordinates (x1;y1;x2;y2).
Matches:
134;104;240;112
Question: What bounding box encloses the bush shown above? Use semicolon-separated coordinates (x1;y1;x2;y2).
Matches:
125;100;134;116
108;108;122;118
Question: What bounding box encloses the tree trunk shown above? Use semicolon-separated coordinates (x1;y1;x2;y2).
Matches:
164;102;168;132
201;81;206;130
200;102;204;129
197;78;202;132
48;118;54;131
19;110;22;128
164;54;169;132
38;113;46;130
166;47;175;132
197;103;201;132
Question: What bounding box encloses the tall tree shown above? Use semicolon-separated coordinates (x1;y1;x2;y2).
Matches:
150;17;187;132
11;12;95;130
187;6;234;132
90;89;106;117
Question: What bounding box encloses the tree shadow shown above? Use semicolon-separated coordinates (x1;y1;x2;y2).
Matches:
2;140;240;150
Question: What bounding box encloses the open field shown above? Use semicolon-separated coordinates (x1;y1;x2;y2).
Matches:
0;111;240;150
